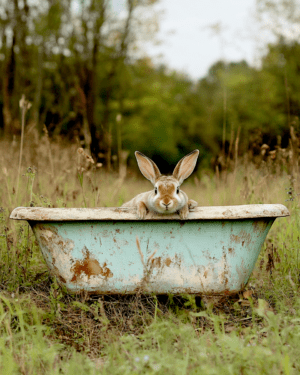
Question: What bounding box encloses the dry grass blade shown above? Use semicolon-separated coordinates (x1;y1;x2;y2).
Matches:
43;124;54;178
16;95;32;199
136;236;144;266
77;147;95;164
148;249;157;262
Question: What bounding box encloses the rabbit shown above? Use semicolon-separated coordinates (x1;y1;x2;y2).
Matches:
122;150;199;219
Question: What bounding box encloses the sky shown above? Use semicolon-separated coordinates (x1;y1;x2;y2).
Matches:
110;0;294;81
143;0;260;80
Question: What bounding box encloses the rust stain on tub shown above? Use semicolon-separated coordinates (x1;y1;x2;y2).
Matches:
222;209;233;217
174;253;182;267
252;220;269;233
165;257;172;267
230;230;252;247
151;257;172;270
230;234;240;244
151;257;162;268
71;247;113;282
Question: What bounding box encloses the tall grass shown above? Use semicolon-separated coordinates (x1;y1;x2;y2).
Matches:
0;133;300;374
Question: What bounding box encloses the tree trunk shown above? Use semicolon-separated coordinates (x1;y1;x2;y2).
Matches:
85;0;107;159
100;0;134;170
32;45;44;128
2;39;15;134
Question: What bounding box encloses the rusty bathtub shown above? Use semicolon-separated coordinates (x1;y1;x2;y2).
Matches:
10;204;289;295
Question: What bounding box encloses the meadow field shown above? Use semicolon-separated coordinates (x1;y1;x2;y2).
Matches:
2;0;300;372
0;134;300;374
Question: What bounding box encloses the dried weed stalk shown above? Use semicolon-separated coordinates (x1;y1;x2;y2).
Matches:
43;125;54;178
16;95;32;198
136;236;157;292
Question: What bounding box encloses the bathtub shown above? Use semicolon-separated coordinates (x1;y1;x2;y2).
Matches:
10;204;289;295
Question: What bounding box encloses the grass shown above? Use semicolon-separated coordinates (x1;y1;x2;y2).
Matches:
0;134;300;374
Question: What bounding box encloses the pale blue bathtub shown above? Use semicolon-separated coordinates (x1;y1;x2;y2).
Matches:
10;204;289;295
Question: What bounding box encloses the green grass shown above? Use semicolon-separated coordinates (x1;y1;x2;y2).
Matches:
1;138;300;374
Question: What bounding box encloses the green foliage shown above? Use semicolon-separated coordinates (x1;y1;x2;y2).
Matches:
98;312;300;374
2;0;300;169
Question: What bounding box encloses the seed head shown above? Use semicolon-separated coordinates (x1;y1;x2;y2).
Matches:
19;94;32;111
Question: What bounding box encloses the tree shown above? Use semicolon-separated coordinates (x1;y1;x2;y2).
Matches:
0;0;160;170
256;0;300;39
0;0;30;132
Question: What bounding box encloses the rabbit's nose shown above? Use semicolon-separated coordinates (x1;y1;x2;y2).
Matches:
162;202;171;208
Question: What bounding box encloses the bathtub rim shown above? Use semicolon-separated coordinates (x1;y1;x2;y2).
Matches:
10;204;289;221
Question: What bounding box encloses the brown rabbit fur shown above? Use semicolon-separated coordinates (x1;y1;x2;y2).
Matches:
122;150;199;219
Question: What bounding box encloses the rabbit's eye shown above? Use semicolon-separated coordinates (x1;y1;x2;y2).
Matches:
155;187;158;194
176;187;180;194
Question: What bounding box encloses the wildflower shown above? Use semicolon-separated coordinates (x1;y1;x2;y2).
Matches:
144;355;149;362
135;357;140;362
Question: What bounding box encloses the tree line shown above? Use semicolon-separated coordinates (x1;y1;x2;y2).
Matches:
1;0;300;172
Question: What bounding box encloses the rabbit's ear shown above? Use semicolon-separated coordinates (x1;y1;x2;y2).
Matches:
173;149;199;185
135;151;161;184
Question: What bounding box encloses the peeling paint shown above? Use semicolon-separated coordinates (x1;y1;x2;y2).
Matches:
71;247;113;282
37;224;74;255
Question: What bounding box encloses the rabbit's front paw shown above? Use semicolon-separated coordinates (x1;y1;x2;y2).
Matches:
179;205;189;220
188;199;198;210
137;201;148;219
